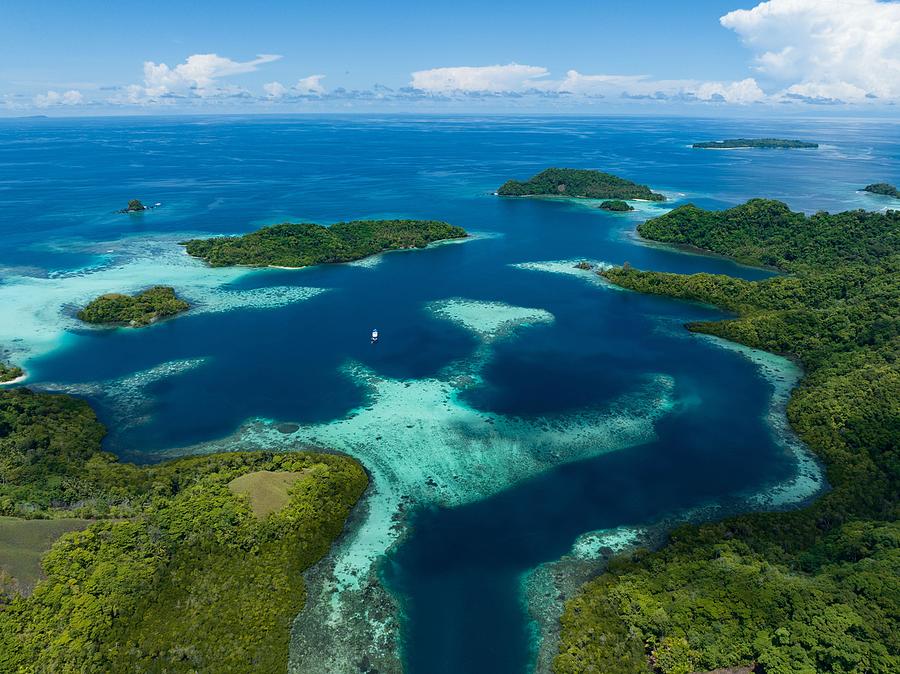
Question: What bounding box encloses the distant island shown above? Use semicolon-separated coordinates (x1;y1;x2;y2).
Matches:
181;219;467;268
0;362;24;383
598;200;634;212
693;138;818;149
121;199;147;213
862;183;899;199
77;286;189;327
119;199;162;213
497;168;666;201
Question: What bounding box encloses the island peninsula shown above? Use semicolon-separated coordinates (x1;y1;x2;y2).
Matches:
0;387;367;671
556;199;900;674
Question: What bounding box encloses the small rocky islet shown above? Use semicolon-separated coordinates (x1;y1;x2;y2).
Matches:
862;182;899;199
598;199;634;212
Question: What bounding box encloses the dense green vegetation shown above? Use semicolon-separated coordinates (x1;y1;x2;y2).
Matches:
693;139;818;149
556;200;900;674
0;388;367;672
864;183;900;199
181;219;467;268
77;285;190;327
599;200;634;212
635;199;899;270
124;199;146;212
497;168;665;201
0;363;23;383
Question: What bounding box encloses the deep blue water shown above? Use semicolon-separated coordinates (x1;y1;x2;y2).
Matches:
1;115;897;673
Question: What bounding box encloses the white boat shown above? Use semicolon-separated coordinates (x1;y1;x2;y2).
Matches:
371;328;379;343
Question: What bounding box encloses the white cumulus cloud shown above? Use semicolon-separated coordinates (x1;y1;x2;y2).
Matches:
721;0;900;102
409;65;764;104
558;70;765;103
127;53;281;101
263;81;287;98
410;64;549;92
296;74;326;94
33;90;83;107
693;78;766;104
263;75;326;99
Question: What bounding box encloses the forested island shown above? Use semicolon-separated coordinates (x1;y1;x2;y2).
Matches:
122;199;147;212
0;363;23;383
598;200;634;212
863;183;900;199
181;219;467;268
693;138;819;149
497;168;666;201
556;200;900;674
77;286;189;327
0;387;367;671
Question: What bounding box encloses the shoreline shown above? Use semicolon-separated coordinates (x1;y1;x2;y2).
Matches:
149;299;677;674
496;193;668;204
192;232;473;271
526;338;825;669
0;372;27;386
625;226;783;273
523;234;827;670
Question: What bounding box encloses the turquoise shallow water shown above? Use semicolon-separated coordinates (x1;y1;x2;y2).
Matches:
0;115;896;672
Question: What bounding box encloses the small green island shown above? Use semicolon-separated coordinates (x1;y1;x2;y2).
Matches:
181;219;467;268
497;168;666;201
556;200;900;674
692;138;819;149
0;362;23;383
121;199;147;213
863;182;900;199
0;387;367;671
598;199;634;212
77;286;189;327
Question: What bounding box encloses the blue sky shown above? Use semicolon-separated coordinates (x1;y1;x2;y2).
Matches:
2;0;898;114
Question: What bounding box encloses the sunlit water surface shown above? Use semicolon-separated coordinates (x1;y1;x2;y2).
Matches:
1;115;896;673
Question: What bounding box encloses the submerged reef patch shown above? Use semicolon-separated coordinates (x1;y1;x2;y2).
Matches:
523;336;827;671
428;298;554;342
0;234;328;365
155;298;676;672
510;259;616;287
45;358;208;431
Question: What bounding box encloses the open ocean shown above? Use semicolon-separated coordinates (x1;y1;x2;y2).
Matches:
1;115;896;672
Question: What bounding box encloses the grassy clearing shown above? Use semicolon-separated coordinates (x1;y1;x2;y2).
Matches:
0;517;93;595
227;470;311;518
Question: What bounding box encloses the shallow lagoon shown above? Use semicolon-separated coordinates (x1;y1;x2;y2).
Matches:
1;115;895;672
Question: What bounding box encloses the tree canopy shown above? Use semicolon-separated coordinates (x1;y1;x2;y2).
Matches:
181;219;467;268
864;183;900;199
497;168;665;201
77;285;189;327
0;387;367;672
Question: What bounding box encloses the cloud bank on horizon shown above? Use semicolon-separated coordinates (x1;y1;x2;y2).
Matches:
7;0;900;113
